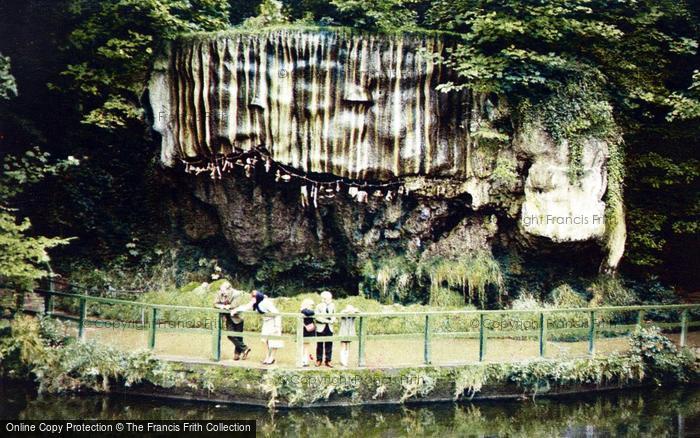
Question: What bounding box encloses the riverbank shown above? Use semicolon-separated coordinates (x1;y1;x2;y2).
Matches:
3;356;699;409
3;380;700;436
117;357;655;408
2;315;698;409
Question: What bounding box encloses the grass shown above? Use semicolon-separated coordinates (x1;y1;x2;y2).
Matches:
71;320;699;369
20;285;699;369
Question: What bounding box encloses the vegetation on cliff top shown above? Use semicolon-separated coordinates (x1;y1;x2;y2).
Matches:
0;0;697;296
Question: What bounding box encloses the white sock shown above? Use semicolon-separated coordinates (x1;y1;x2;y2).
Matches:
340;350;348;366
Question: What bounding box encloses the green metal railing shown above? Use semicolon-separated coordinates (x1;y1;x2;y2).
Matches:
5;289;700;368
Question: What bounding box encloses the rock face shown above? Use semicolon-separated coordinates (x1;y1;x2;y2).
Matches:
149;28;624;285
517;128;608;242
150;29;473;180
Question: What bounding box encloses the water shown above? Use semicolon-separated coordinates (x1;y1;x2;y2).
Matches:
2;380;699;437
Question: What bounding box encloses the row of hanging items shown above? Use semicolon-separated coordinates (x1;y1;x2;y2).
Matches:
181;145;407;208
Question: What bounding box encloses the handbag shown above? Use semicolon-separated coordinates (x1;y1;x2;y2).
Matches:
304;322;316;332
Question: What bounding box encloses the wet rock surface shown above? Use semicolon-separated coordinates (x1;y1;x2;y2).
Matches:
152;29;622;282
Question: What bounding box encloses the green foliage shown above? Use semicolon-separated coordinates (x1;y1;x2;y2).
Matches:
67;245;225;297
0;147;76;289
0;213;71;289
507;354;646;399
418;251;505;308
428;287;464;307
491;154;518;187
549;284;586;308
242;0;289;28
519;77;619;181
330;0;418;31
626;151;699;269
629;327;695;384
0;53;17;100
428;0;698;106
588;276;637;308
360;255;416;303
56;0;230;129
254;255;337;295
453;365;487;400
250;354;683;408
0;315;185;393
665;70;700;121
424;0;697;283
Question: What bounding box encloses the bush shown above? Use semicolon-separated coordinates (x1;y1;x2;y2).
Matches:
360;255;417;304
588;276;637;307
418;251;505;308
549;284;587;308
629;326;695;384
0;315;184;393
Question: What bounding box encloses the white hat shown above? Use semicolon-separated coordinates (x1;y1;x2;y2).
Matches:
341;304;359;314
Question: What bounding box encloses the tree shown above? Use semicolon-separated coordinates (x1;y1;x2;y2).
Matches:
0;55;73;288
0;53;17;100
54;0;231;130
330;0;420;31
427;0;699;285
427;0;698;104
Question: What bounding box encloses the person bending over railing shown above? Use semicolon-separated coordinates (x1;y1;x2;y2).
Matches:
214;283;251;361
234;290;283;365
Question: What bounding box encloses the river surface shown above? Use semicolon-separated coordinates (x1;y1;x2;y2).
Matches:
1;381;700;437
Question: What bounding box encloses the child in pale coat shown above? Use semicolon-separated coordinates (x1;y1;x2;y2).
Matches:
338;304;359;367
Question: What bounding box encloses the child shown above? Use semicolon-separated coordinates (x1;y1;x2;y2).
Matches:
314;291;336;367
300;298;316;367
338;304;359;367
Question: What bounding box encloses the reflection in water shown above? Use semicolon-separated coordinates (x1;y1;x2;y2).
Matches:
2;381;700;437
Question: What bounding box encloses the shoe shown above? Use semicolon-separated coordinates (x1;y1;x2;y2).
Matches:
241;348;251;360
325;361;333;368
233;353;241;361
315;360;322;367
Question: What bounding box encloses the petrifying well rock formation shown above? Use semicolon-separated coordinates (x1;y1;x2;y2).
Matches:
150;29;472;180
148;28;625;282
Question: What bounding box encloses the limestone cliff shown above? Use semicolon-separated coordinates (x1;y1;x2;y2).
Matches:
148;28;625;290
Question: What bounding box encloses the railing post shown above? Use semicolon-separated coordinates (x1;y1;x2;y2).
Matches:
148;307;157;349
211;311;221;362
78;297;87;340
636;310;645;331
43;292;54;317
296;315;304;368
479;313;486;362
588;310;596;356
539;312;546;357
680;309;688;348
357;316;366;367
424;315;432;365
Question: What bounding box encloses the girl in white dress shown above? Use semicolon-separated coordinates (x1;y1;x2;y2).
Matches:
338;304;359;367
